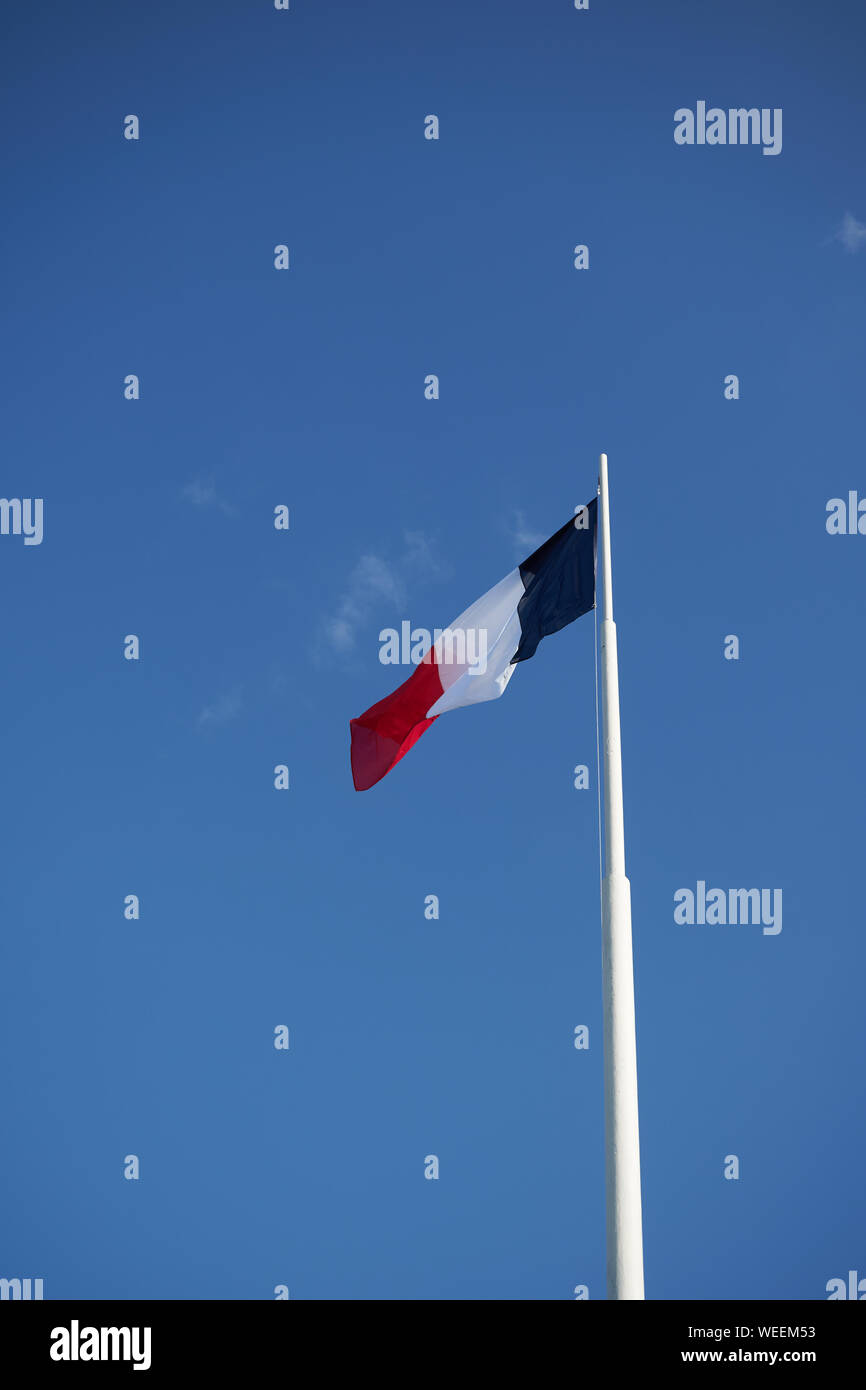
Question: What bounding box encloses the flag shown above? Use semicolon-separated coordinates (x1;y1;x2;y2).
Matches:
350;499;597;789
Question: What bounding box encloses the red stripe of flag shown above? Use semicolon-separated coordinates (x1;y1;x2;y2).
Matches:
349;653;444;790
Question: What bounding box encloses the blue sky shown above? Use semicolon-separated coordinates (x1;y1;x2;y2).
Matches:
1;0;864;1300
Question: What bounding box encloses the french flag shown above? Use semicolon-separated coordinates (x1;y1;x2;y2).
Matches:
350;499;598;790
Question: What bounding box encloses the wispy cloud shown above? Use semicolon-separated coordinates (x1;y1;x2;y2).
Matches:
834;212;866;253
182;477;235;516
197;689;243;729
323;554;406;655
401;530;440;574
508;510;545;557
319;531;445;659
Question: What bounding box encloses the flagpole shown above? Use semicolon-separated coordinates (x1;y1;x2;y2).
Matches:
597;452;645;1300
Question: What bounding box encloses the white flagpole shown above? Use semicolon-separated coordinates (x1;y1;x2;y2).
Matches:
598;452;645;1300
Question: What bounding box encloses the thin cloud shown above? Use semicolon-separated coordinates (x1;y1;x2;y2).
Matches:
509;510;545;556
182;477;236;516
323;554;406;655
319;531;445;658
401;530;443;577
835;212;866;253
197;689;243;729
